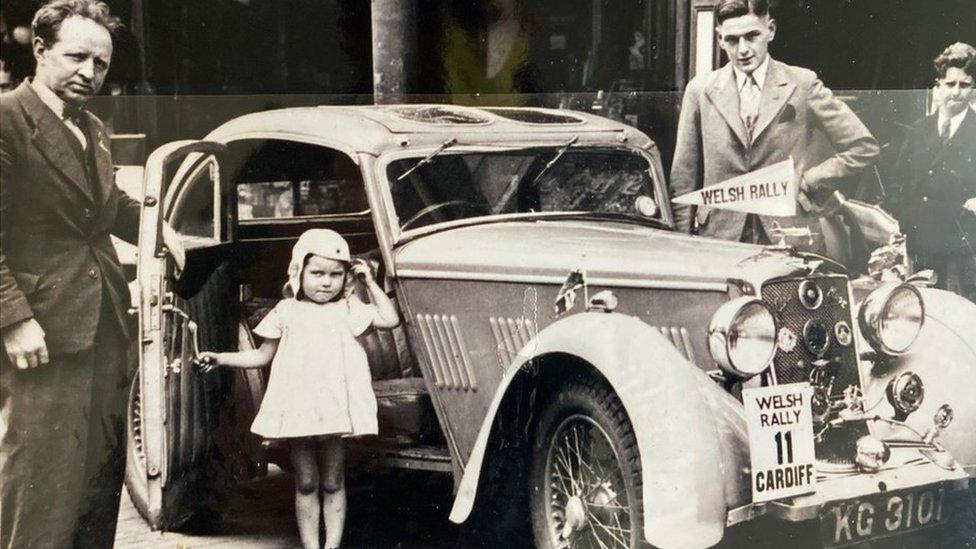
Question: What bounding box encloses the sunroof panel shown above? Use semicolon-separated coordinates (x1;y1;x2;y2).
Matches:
485;108;585;124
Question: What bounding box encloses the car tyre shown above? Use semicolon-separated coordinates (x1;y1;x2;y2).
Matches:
530;379;643;549
124;372;152;523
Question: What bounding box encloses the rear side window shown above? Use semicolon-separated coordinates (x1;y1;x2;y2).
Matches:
229;140;367;220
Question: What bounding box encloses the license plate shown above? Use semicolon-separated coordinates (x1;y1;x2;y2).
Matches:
820;485;948;547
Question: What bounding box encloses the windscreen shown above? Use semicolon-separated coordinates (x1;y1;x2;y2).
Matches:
386;147;662;231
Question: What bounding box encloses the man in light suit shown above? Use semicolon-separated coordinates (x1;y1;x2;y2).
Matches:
0;2;139;547
670;0;879;254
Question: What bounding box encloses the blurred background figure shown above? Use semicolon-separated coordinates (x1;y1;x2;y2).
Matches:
441;0;539;105
888;42;976;302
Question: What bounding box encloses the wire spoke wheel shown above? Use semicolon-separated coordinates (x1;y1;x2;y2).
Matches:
531;380;642;549
546;415;632;548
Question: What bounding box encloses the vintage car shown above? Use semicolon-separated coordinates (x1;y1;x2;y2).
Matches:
126;104;976;548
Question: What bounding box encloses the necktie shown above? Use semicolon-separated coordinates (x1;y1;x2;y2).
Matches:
740;74;761;138
61;105;88;149
940;117;952;143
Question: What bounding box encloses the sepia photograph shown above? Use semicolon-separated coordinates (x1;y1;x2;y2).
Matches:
1;1;974;548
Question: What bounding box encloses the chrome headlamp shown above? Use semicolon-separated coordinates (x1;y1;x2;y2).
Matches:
858;283;924;356
708;297;777;378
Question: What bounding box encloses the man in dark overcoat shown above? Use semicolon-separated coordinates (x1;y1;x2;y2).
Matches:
0;1;141;547
889;42;976;302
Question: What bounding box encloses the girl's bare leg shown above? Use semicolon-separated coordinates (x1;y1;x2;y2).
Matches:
318;436;347;549
291;438;321;549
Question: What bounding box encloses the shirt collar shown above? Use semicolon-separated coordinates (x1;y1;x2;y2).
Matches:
938;106;969;139
30;79;68;119
733;56;770;92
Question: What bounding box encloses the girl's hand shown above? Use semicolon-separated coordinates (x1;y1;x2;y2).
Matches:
350;258;374;283
195;352;221;374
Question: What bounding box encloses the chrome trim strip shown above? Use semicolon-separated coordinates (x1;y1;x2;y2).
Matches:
397;269;728;291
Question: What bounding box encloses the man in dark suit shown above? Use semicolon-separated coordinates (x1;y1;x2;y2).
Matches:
889;42;976;302
0;2;140;547
670;0;879;256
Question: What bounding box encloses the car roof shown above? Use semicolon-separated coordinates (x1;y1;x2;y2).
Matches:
204;104;654;156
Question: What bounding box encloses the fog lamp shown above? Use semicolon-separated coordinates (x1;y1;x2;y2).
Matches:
886;371;924;421
855;435;891;473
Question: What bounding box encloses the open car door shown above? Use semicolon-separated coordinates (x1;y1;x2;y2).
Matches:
126;140;236;530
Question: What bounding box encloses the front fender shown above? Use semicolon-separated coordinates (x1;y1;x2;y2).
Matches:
862;289;976;471
448;312;747;549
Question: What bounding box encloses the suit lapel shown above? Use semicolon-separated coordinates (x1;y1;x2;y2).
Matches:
751;60;797;143
930;107;976;169
83;113;115;207
15;82;95;205
705;65;750;149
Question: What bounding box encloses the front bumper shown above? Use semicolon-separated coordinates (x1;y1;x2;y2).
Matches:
727;447;972;525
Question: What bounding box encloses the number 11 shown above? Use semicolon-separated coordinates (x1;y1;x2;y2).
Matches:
775;431;794;464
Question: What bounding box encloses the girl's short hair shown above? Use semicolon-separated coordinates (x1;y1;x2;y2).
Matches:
934;42;976;80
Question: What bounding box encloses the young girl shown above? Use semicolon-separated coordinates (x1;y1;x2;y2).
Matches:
199;229;399;549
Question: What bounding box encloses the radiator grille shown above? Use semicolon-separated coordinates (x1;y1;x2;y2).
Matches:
761;276;867;463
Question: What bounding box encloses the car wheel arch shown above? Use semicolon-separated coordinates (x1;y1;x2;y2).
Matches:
449;312;736;549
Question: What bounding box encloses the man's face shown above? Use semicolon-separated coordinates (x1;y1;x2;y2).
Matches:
939;66;974;117
33;16;112;107
717;14;775;74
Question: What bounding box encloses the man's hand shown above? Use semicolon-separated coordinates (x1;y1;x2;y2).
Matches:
964;197;976;214
2;318;49;369
797;176;821;214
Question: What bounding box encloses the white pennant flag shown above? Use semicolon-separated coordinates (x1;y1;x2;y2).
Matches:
673;158;797;217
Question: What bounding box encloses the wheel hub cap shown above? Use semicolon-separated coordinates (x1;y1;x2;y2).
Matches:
562;495;587;537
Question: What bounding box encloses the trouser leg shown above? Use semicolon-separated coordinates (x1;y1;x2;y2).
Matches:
73;312;134;549
1;350;94;549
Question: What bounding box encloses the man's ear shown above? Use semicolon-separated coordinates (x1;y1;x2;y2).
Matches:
32;37;47;63
767;18;777;41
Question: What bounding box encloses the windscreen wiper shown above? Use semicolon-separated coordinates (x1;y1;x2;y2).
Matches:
396;138;458;181
527;135;579;188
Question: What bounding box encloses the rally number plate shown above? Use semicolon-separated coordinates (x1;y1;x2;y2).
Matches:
820;485;948;547
743;382;816;502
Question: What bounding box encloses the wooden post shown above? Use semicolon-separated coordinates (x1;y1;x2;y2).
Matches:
371;0;415;104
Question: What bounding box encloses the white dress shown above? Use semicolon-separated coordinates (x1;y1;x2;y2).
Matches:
250;296;379;439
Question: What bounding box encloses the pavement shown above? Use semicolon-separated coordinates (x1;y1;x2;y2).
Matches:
115;466;461;549
115;466;974;549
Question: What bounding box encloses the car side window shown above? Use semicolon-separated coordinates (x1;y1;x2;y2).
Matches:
230;140;367;220
169;155;219;240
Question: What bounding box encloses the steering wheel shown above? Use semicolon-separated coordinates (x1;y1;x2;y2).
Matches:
401;200;485;230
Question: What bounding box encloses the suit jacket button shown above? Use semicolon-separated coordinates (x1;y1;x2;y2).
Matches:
922;196;928;202
89;268;99;279
928;170;934;175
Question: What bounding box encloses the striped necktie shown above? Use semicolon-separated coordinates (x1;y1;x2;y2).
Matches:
740;74;761;138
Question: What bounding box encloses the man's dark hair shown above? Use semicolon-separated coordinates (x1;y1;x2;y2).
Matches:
714;0;770;25
31;0;121;45
934;42;976;80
